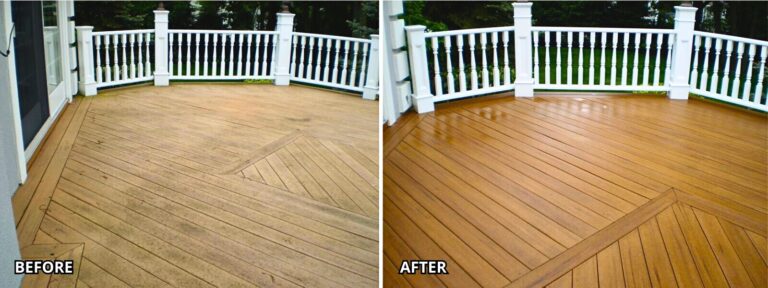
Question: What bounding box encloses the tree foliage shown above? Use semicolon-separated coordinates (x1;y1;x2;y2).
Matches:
74;1;377;38
402;1;766;40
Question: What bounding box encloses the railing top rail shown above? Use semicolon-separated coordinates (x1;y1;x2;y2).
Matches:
92;29;155;36
424;26;515;37
532;26;675;34
168;29;278;34
694;31;768;46
292;32;371;43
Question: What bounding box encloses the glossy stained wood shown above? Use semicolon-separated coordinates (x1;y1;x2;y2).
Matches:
13;84;378;287
384;94;766;287
542;203;767;288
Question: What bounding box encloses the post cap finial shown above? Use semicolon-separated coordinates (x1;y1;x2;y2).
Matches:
157;1;165;10
281;1;291;13
680;1;693;7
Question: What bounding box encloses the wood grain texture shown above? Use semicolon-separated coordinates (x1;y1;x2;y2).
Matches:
12;84;379;287
384;94;767;288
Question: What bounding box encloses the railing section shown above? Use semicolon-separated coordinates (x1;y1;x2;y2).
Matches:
167;30;278;80
290;32;372;92
532;27;675;92
92;30;155;88
690;31;768;111
424;27;516;101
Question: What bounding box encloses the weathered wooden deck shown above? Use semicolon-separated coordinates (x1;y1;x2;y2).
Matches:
383;93;767;288
13;84;379;287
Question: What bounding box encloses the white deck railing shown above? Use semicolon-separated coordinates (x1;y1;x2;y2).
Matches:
424;26;516;101
532;27;675;92
168;30;278;80
290;32;377;94
690;31;767;111
90;30;155;88
403;4;767;114
75;10;379;100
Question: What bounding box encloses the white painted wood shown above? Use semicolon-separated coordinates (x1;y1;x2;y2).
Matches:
731;42;744;98
457;35;467;92
720;40;733;95
153;10;169;85
211;33;218;76
358;42;369;88
709;38;722;92
194;33;201;76
556;31;562;84
76;26;97;95
129;34;136;79
742;44;755;100
545;32;551;84
468;33;478;90
655;33;664;85
362;35;380;100
480;33;489;88
445;36;456;92
642;33;650;86
567;31;573;84
589;32;595;85
755;46;767;104
600;32;607;85
610;32;618;85
578;32;584;85
668;6;697;99
532;31;539;84
104;35;112;82
405;25;435;113
621;32;629;86
137;33;143;78
94;34;102;84
631;33;639;85
492;32;500;87
431;37;442;95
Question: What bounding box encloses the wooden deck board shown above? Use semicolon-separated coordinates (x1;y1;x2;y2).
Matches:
13;84;378;287
384;95;767;287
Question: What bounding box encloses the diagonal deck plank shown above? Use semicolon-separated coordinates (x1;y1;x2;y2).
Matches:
384;94;767;288
13;84;379;287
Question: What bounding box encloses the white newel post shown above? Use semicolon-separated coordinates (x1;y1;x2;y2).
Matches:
668;5;697;100
405;25;434;113
274;12;295;86
153;9;170;86
513;2;534;97
75;26;97;96
362;34;380;100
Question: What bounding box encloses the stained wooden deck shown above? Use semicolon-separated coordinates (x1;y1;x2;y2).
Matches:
13;84;379;287
383;94;767;288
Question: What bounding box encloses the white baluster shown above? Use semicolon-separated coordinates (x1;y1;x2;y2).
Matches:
544;31;551;84
331;39;341;83
532;31;539;84
720;40;733;95
480;33;489;88
296;36;305;78
194;33;200;76
578;32;584;85
270;33;278;77
104;35;112;82
211;33;218;75
129;34;136;79
742;44;756;101
145;32;152;77
168;33;174;76
177;33;183;76
113;34;119;81
235;34;244;76
491;32;500;87
323;38;333;82
621;32;629;86
340;40;350;85
245;34;253;76
314;38;324;81
566;31;573;84
95;35;102;83
121;34;127;80
754;46;767;104
186;33;192;76
655;33;665;86
469;33;478;90
709;38;722;92
305;37;313;79
289;35;296;77
254;34;262;76
556;31;562;84
445;36;456;92
349;41;359;86
203;33;209;76
732;38;744;98
137;34;143;78
664;34;674;85
228;34;235;76
699;37;712;90
358;42;369;88
600;32;607;85
457;35;467;91
219;34;227;76
611;32;618;85
642;33;651;86
589;32;595;85
431;37;443;95
632;33;640;86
